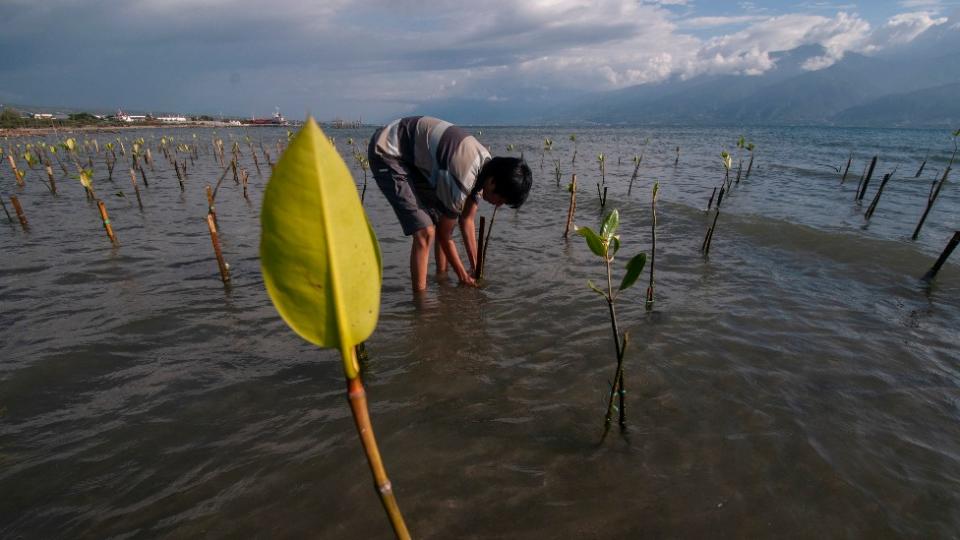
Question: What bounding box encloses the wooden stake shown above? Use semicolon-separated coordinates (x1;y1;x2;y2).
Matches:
864;171;894;220
10;195;28;229
674;146;680;166
477;206;498;280
206;185;219;229
8;155;23;187
475;216;486;280
174;161;185;191
840;153;852;184
915;156;927;178
97;200;118;245
206;213;230;283
129;168;144;211
912;167;951;240
0;196;12;223
922;231;960;281
563;174;578;238
45;165;57;194
707;187;717;210
856;155;877;201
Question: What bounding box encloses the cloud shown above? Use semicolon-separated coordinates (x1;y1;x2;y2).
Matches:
0;0;949;120
868;11;949;46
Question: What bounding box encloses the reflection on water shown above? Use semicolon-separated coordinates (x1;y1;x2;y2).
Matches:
1;125;959;538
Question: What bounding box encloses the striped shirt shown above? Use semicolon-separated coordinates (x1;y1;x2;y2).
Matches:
372;116;491;216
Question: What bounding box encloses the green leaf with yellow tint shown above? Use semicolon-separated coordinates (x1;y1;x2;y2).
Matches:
260;117;382;379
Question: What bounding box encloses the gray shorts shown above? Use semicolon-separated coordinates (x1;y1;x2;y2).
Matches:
368;132;444;236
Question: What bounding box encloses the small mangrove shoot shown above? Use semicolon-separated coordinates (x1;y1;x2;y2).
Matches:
576;209;647;433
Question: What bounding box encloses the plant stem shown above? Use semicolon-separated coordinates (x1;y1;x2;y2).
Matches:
602;257;627;430
563;174;577;238
646;194;657;307
346;373;411;540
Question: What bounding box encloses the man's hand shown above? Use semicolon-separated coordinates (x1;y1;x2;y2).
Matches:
459;274;477;287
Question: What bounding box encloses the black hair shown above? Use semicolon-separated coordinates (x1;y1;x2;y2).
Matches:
478;157;532;209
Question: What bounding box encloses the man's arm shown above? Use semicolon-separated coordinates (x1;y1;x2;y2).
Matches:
459;196;479;274
437;215;476;286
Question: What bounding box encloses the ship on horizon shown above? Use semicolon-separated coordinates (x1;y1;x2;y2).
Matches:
243;107;287;126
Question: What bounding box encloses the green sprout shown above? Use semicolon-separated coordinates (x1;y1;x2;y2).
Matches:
576;209;647;433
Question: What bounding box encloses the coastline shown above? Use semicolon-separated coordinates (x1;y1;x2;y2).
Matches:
0;122;243;137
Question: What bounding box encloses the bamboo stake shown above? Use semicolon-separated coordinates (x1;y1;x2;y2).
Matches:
346;374;411;539
475;216;486;280
174;161;185;191
97;200;118;245
840;153;852;184
206;185;219;229
922;231;960;282
674;146;680;166
0;196;12;223
915;156;927;178
10;196;28;229
706;187;717;210
8;155;24;187
912;167;950;240
478;206;498;280
864;170;895;220
138;161;150;188
129;168;144;211
744;151;755;180
45;165;57;194
563;174;577;238
856;155;878;201
701;209;721;255
206;213;230;283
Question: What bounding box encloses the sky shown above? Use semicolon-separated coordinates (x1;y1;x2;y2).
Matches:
0;0;956;122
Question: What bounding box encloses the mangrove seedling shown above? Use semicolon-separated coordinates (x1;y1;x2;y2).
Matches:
576;209;647;432
563;174;578;238
597;153;606;185
260;118;410;539
570;134;578;169
721;150;732;189
541;138;553;170
628;153;643;195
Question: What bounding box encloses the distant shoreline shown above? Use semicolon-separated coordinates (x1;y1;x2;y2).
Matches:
0;122;258;137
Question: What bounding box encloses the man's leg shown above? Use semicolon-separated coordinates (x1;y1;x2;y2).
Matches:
411;226;435;292
434;235;448;276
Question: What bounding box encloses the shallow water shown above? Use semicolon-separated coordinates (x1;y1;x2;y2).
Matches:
1;125;959;538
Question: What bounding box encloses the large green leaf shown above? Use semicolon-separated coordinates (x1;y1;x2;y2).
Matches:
618;253;647;292
600;209;619;240
576;226;605;257
260;117;381;379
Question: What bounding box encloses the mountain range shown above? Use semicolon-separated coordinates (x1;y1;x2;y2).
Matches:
415;15;960;127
